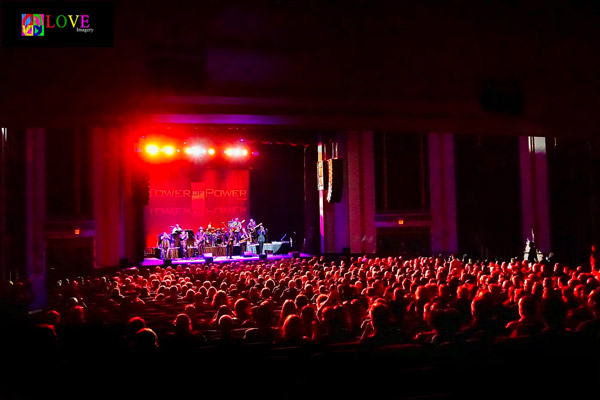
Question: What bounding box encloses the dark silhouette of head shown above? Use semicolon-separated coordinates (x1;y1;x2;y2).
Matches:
370;302;392;334
174;313;193;334
541;296;567;330
133;328;159;352
282;315;304;342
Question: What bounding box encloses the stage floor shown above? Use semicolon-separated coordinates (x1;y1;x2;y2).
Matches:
141;252;313;267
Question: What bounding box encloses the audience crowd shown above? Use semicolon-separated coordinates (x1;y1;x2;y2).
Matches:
2;254;600;399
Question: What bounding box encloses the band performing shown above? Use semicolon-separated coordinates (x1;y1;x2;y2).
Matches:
157;218;267;260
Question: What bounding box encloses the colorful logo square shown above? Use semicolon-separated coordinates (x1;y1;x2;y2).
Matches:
22;14;44;36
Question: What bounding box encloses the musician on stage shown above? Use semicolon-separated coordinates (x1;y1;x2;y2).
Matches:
230;217;243;244
172;224;183;235
226;230;235;259
257;225;266;255
184;230;196;258
239;227;251;253
171;224;183;255
246;219;258;243
206;224;216;246
159;232;171;259
196;227;206;256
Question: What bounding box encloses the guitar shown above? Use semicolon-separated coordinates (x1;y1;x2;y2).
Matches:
249;222;262;233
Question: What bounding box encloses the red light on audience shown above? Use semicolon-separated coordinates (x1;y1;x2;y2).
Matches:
145;144;159;156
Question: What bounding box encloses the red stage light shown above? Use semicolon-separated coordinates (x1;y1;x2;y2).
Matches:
208;148;216;155
225;147;248;157
163;145;175;155
185;146;204;156
145;144;160;156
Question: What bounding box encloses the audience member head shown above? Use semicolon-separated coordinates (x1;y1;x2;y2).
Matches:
295;294;309;311
46;310;60;326
174;313;193;334
212;290;229;309
133;328;159;352
370;302;392;333
540;296;567;330
588;288;600;318
280;299;297;325
282;315;304;342
518;295;538;320
218;314;234;336
125;317;147;341
253;302;274;328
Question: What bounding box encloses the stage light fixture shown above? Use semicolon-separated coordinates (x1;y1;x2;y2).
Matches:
224;147;248;157
208;148;216;155
162;145;175;155
185;146;205;156
145;144;160;156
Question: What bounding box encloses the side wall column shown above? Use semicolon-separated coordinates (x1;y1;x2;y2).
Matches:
92;127;121;268
25;128;46;308
519;136;551;254
347;131;376;254
429;132;458;255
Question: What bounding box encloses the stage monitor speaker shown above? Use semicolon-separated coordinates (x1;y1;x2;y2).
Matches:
291;251;300;258
163;259;172;266
203;253;213;264
259;254;268;260
243;251;253;257
233;245;241;256
273;241;291;255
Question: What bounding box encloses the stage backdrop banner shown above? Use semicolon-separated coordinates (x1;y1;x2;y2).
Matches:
145;164;249;248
